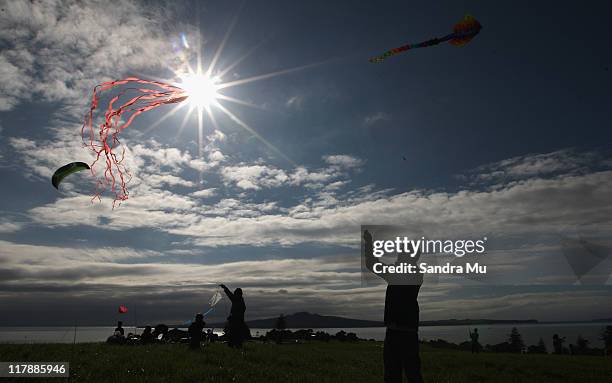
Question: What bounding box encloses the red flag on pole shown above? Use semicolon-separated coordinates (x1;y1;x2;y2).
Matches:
118;305;128;314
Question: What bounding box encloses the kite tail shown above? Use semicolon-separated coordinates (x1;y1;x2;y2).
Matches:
81;77;186;207
369;36;445;63
369;43;416;63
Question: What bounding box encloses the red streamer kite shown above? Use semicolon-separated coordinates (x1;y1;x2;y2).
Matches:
81;77;188;207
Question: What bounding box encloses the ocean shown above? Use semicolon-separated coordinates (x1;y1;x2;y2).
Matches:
1;322;609;350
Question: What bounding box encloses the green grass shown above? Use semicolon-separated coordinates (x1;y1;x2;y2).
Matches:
0;342;610;382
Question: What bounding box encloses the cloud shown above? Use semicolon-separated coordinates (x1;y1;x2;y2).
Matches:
0;121;4;161
202;198;279;218
285;95;303;110
0;54;31;111
363;112;391;127
0;238;374;324
131;141;212;173
220;155;363;191
7;124;212;193
208;150;225;162
146;174;195;188
8;136;90;179
21;145;612;251
191;188;217;198
324;180;349;191
221;164;289;190
0;0;185;112
3;141;612;322
289;166;337;187
469;149;604;184
0;220;22;233
0;237;609;324
207;130;226;143
323;154;364;169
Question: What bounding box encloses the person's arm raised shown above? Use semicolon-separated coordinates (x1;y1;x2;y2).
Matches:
220;284;234;300
364;230;395;282
363;230;376;272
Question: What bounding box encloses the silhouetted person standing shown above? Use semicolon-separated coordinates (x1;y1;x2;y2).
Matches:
206;328;215;343
188;313;205;350
115;321;125;336
275;314;287;344
603;326;612;357
553;334;566;355
469;328;480;353
140;326;154;344
220;284;248;348
364;230;424;383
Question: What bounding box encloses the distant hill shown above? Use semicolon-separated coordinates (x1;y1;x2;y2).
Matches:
421;319;538;326
208;312;539;329
246;312;382;328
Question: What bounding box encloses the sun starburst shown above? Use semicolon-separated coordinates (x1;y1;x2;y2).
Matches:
178;71;220;109
146;8;330;167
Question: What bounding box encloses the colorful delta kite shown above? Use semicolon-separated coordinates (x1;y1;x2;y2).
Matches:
369;15;482;63
80;78;188;206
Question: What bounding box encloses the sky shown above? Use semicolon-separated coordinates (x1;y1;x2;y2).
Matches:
0;0;611;326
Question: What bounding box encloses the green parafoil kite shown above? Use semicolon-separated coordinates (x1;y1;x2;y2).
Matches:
51;162;90;189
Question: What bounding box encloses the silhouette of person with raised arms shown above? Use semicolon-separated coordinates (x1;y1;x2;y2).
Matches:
188;313;205;350
220;284;248;348
363;229;424;383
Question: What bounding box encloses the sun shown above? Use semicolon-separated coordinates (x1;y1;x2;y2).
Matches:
178;73;220;108
150;18;322;166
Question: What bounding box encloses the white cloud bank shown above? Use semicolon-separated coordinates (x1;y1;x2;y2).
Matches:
0;0;181;112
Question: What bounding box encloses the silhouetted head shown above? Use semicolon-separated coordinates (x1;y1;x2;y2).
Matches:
474;328;478;333
234;288;243;297
117;321;123;327
195;313;204;322
553;334;559;339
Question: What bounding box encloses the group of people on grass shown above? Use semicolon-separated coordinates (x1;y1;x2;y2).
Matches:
108;283;248;350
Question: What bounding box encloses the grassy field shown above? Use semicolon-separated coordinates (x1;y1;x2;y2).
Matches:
0;341;610;382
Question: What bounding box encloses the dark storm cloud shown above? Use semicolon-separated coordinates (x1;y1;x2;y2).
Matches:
0;263;161;281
